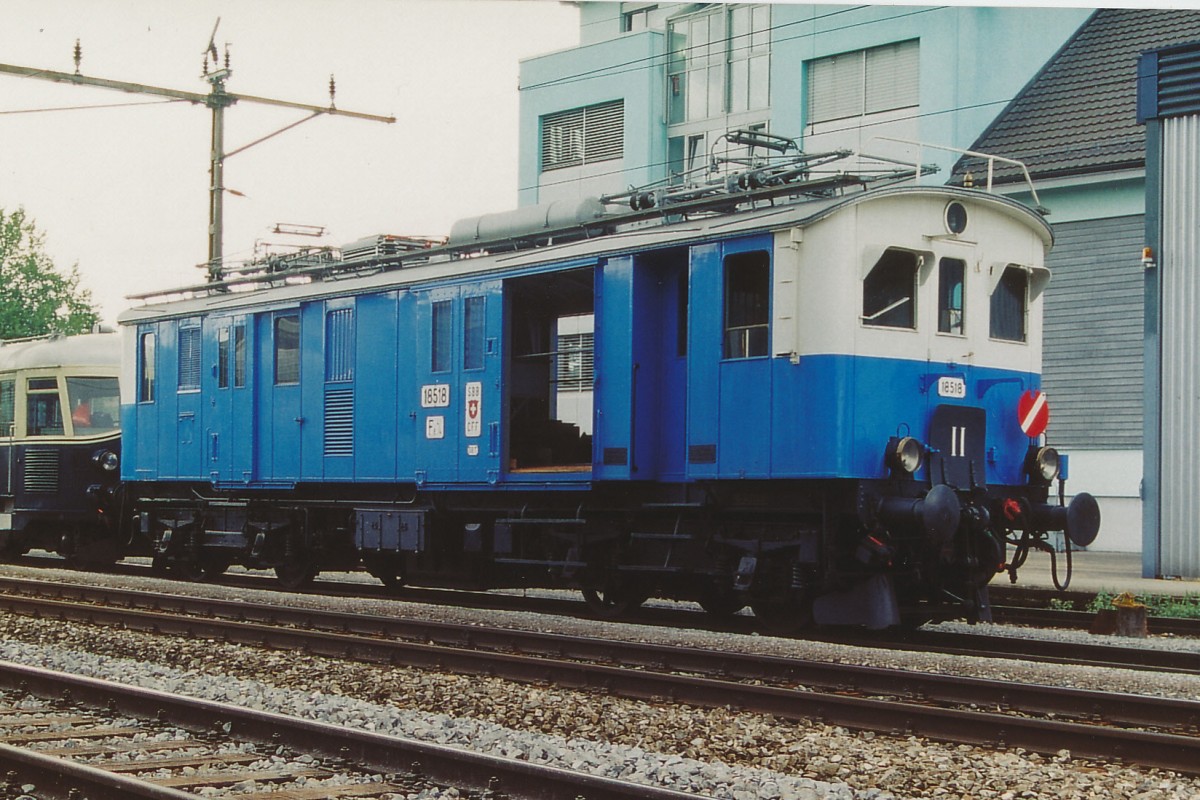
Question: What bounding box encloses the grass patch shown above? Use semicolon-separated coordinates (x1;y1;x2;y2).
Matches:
1087;591;1200;619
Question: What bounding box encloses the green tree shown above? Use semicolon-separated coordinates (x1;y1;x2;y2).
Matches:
0;206;99;339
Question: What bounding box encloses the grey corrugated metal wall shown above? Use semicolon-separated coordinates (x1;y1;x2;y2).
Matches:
1159;114;1200;577
1042;215;1145;450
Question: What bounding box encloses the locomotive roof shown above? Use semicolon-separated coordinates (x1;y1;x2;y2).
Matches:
118;185;1052;325
0;332;121;372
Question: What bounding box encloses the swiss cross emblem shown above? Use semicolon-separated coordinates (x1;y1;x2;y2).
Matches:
468;399;479;419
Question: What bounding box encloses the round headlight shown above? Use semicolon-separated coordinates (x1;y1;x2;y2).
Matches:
94;450;119;472
889;437;924;474
1034;446;1059;482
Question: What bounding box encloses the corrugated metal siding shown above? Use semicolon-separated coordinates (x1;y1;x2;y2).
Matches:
1041;215;1144;449
1159;114;1200;577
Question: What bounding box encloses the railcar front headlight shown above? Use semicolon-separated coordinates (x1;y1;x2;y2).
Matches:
1027;446;1059;482
93;450;119;472
887;436;924;474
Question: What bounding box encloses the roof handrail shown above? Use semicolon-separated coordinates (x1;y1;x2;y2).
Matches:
869;137;1047;215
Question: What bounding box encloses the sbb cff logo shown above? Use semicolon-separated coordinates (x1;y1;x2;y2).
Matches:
1017;390;1049;438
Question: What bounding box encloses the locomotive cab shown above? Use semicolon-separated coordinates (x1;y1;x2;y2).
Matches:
764;190;1099;626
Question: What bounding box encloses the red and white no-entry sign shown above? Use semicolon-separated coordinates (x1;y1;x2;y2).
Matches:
1017;389;1049;438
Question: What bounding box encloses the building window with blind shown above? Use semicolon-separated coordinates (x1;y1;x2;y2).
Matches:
178;326;201;391
556;330;594;391
540;100;624;172
668;5;770;125
807;39;919;126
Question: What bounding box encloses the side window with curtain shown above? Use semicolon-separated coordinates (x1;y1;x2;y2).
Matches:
274;315;300;385
990;266;1028;342
463;296;485;371
431;300;452;373
0;379;14;436
139;332;156;403
233;325;247;388
178;327;201;391
325;307;354;382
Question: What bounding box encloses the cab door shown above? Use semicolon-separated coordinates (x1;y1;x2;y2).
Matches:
206;317;254;485
256;310;302;484
457;281;503;485
687;235;774;479
413;287;459;485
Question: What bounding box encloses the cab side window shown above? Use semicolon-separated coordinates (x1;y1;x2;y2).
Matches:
990;266;1028;342
938;258;965;335
26;378;62;436
863;249;918;329
723;250;770;359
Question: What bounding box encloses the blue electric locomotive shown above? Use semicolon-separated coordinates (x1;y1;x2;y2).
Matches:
118;146;1098;627
0;333;123;564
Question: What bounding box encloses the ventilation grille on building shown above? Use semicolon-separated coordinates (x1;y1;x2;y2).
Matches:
541;100;624;171
1158;45;1200;118
23;449;60;494
324;389;354;457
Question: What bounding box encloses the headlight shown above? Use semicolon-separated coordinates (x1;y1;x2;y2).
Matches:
1029;446;1059;482
887;436;924;474
93;450;119;472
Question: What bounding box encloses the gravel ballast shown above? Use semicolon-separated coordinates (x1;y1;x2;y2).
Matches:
0;561;1198;800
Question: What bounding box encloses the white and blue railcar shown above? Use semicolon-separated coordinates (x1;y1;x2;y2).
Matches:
0;332;123;563
117;153;1098;627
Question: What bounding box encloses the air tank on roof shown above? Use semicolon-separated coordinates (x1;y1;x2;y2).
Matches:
449;197;608;248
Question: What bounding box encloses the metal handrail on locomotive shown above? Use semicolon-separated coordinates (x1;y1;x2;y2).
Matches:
25;142;1103;629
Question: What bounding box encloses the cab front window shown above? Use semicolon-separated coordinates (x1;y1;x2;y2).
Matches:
66;377;120;434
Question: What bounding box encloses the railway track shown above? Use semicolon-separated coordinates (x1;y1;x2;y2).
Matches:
11;554;1200;642
0;568;1194;674
0;661;701;800
1;577;1198;776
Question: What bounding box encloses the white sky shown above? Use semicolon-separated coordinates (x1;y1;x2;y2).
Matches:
0;0;580;323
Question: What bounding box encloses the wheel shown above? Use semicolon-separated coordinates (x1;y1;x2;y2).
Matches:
581;585;647;619
274;558;318;591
